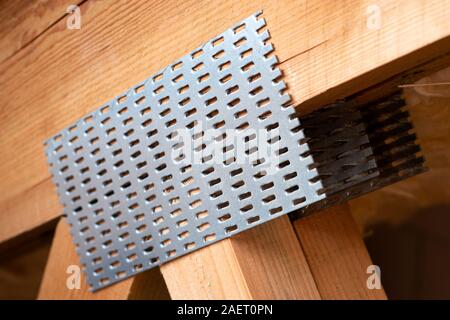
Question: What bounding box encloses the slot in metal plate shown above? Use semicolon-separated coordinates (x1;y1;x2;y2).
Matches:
45;12;324;290
290;93;426;218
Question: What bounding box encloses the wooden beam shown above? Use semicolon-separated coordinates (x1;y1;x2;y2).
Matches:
0;231;53;299
1;0;449;242
160;238;252;299
0;0;76;64
161;216;320;299
0;179;60;244
38;218;170;300
292;204;387;299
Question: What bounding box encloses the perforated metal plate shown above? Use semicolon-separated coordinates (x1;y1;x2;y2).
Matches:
45;12;324;290
290;93;427;218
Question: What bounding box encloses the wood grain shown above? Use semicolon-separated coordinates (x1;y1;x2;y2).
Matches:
0;0;449;241
161;216;321;299
38;218;170;299
0;0;76;64
293;204;387;299
0;179;60;244
161;238;252;299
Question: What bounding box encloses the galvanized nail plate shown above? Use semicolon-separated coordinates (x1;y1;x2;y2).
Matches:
45;12;324;290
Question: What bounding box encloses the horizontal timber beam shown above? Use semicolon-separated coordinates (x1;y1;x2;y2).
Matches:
0;0;77;64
